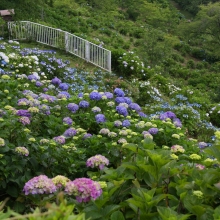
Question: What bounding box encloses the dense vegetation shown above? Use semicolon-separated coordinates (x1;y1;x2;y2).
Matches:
1;0;220;219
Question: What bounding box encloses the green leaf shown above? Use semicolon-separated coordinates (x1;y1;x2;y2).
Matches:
213;206;220;220
121;162;139;172
122;143;138;153
6;185;19;197
110;211;125;220
103;205;121;217
142;137;155;150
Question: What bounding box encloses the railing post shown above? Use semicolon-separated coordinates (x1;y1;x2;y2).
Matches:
85;41;90;61
107;51;111;72
65;31;69;52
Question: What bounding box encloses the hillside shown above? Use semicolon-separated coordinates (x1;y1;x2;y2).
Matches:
2;1;220;219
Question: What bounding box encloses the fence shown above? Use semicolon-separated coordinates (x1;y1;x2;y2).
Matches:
7;21;111;72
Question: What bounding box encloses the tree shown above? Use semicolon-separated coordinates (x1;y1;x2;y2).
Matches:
179;2;220;57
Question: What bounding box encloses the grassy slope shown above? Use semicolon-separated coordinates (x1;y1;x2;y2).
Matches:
1;0;220;104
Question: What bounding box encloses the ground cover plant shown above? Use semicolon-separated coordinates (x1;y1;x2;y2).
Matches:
1;39;220;220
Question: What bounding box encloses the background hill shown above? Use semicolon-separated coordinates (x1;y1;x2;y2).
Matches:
1;0;220;130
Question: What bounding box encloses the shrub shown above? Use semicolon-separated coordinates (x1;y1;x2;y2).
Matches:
117;51;145;78
186;59;195;69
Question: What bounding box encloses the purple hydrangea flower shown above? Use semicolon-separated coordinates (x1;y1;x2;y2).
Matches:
166;111;176;119
39;104;50;115
18;98;30;106
138;112;147;118
129;103;141;112
95;114;106;123
40;94;57;102
160;111;177;120
104;92;113;99
122;119;131;127
43;88;49;92
23;175;57;195
63;128;77;137
19;116;30;125
173;118;182;128
148;128;159;135
51;77;62;85
17;109;31;117
86;155;109;170
124;97;132;104
53;136;65;144
89;91;102;101
36;81;43;87
27;74;38;81
59;83;69;91
67;103;79;112
115;97;126;104
79;100;89;108
65;178;102;203
57;91;70;99
83;133;92;139
63;117;73;125
116;106;128;117
78;93;83;98
114;88;125;97
198;142;208;149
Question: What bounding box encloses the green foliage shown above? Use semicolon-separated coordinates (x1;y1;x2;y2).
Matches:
117;51;145;78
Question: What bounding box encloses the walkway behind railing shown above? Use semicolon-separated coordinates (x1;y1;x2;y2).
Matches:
7;21;111;72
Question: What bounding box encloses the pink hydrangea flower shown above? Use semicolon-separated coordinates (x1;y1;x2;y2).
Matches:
65;178;102;203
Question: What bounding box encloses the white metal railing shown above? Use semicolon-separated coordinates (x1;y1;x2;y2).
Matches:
7;21;111;72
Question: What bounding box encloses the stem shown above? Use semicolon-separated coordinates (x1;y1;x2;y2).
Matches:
0;197;10;211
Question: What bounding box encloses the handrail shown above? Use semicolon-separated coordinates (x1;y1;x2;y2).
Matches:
7;21;111;72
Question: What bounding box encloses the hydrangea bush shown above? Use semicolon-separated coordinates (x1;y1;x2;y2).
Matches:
1;39;220;219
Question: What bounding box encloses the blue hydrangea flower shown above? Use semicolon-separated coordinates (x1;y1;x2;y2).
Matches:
95;114;106;123
148;128;159;135
129;103;141;112
17;109;31;117
67;103;79;112
63;128;77;137
57;91;70;99
36;81;43;87
116;106;128;117
59;83;69;91
79;100;89;108
124;97;132;104
63;117;73;125
83;133;92;139
28;74;38;81
78;93;83;98
122;120;131;127
51;77;61;85
114;88;125;97
89;91;102;101
138;112;147;118
115;97;126;104
104;92;113;99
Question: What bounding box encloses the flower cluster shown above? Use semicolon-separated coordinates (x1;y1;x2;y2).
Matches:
171;145;185;153
15;147;29;156
52;175;70;189
23;175;57;195
64;178;102;203
86;154;109;170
